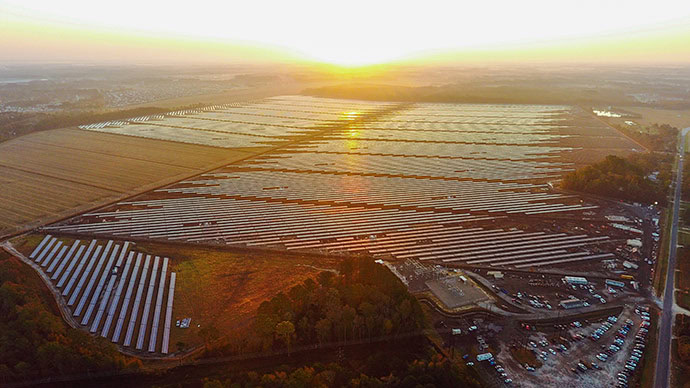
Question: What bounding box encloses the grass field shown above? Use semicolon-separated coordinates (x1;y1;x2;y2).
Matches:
132;242;340;352
0;128;266;238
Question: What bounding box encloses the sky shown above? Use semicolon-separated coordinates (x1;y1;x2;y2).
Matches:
1;0;690;66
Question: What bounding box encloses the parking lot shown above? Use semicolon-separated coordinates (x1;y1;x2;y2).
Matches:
487;305;651;387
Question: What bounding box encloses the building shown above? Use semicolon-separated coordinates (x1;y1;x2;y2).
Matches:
560;298;585;309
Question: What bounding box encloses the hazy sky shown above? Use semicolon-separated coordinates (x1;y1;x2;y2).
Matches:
2;0;690;65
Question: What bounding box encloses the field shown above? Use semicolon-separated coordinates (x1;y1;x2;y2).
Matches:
134;242;338;352
0;127;265;237
608;106;690;130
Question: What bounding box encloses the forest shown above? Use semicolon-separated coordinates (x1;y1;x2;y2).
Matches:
0;251;137;385
186;257;481;388
561;153;672;205
198;352;479;388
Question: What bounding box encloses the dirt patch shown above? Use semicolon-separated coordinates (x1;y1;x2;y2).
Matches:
132;241;340;351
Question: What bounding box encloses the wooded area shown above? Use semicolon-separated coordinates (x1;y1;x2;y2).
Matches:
561;153;672;205
199;352;479;388
0;251;138;385
191;257;481;388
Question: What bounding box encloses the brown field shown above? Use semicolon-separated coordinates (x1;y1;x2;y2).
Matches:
0;127;267;237
131;242;339;351
607;106;690;130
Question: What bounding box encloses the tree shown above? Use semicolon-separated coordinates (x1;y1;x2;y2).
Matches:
202;378;224;388
315;318;332;346
341;306;356;341
275;321;295;355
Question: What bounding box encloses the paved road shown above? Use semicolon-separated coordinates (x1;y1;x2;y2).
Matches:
654;127;690;388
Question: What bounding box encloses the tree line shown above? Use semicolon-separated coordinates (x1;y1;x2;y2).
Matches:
561;153;672;205
0;252;138;384
199;353;480;388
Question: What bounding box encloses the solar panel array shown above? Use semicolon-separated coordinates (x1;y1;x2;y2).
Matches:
79;96;393;148
53;96;635;268
28;235;177;355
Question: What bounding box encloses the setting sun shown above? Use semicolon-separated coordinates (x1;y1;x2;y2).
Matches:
2;0;690;64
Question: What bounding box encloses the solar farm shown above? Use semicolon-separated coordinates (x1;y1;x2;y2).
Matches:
47;95;638;270
10;95;658;365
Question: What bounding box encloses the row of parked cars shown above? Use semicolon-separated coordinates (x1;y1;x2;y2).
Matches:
595;317;632;362
465;355;512;385
590;315;619;341
616;310;650;388
616;321;649;388
573;315;628;373
527;338;569;362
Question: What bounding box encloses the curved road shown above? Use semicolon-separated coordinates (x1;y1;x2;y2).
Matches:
655;127;690;388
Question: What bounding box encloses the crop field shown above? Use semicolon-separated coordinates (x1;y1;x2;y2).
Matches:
0;127;264;237
47;96;638;270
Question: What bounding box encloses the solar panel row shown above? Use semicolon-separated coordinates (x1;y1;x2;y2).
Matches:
26;237;177;355
55;96;626;271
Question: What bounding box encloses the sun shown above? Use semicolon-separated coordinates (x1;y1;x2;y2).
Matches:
298;45;409;67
